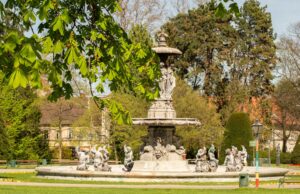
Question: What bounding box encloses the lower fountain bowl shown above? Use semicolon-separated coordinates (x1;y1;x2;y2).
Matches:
36;164;288;182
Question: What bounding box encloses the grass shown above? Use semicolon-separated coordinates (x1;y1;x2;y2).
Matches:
0;186;299;194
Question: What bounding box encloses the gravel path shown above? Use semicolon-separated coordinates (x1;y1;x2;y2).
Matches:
0;181;299;189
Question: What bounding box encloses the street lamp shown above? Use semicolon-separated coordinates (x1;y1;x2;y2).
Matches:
252;119;263;188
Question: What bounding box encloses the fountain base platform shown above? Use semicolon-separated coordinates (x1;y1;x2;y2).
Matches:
36;165;288;182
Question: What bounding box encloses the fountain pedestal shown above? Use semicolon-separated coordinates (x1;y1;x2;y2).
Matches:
147;126;177;146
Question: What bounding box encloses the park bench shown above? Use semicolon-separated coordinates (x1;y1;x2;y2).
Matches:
278;176;300;188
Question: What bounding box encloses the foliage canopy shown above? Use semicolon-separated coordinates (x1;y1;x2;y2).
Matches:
0;0;161;124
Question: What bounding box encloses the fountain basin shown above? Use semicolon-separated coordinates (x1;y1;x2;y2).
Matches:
36;165;288;182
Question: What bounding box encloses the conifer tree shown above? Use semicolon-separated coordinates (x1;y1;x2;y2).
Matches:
220;112;253;162
236;0;276;97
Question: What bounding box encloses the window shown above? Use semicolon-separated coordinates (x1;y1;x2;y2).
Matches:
44;131;48;139
68;129;73;139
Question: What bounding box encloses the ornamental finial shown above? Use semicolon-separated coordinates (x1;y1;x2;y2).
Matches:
157;30;168;47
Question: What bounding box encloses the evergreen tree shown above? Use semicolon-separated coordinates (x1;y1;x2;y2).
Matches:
163;0;237;94
162;0;276;124
236;0;276;97
220;112;253;162
291;136;300;164
0;78;50;160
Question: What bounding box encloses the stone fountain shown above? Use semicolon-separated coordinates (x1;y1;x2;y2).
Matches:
131;31;200;172
35;32;288;182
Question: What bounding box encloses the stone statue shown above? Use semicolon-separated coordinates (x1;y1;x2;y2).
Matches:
224;146;243;172
231;145;238;156
196;147;207;161
159;66;176;100
224;148;236;172
208;144;218;162
123;145;134;172
100;146;111;171
276;143;281;166
240;145;248;166
91;145;104;171
154;137;167;160
195;145;218;173
76;146;89;171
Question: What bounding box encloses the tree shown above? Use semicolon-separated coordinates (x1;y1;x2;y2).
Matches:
173;78;224;158
291;135;300;164
116;0;166;32
162;0;276;125
221;112;253;162
277;22;300;92
110;92;149;161
273;79;300;153
0;0;160;124
163;0;237;93
236;0;276;97
0;77;50;160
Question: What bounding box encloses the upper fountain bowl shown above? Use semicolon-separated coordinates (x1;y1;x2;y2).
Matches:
132;118;201;126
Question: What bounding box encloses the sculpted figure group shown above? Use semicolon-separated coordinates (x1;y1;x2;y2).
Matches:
224;145;248;172
76;145;111;172
195;144;219;172
140;137;186;161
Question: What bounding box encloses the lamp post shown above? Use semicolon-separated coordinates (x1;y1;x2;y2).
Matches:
252;119;263;188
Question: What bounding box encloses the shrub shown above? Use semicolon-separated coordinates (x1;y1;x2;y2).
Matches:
257;148;292;164
291;136;300;164
220;112;253;163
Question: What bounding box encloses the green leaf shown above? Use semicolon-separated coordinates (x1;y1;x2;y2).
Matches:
78;56;88;75
52;17;64;35
20;44;36;63
3;42;16;53
107;70;116;80
136;49;146;58
24;10;36;22
43;37;53;53
66;47;78;65
54;40;64;54
8;69;28;88
61;9;70;24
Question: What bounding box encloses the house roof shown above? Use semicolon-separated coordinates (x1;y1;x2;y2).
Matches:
39;97;102;127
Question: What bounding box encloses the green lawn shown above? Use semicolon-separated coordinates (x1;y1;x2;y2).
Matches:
0;186;299;194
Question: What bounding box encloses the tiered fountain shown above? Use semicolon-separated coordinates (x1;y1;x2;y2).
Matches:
131;31;200;172
36;32;288;182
